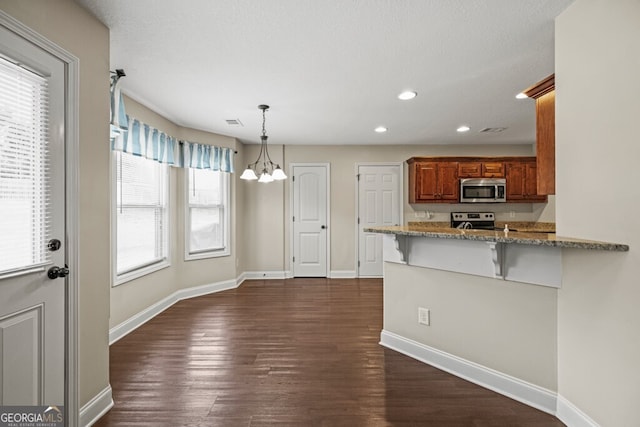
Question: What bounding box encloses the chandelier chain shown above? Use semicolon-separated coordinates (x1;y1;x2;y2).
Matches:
262;108;267;137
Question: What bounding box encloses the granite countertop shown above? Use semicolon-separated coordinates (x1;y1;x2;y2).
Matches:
365;225;629;252
407;221;557;233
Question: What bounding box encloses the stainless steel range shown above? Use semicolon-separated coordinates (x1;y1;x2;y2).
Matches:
451;212;495;230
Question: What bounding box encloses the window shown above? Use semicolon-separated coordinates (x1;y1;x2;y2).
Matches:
185;168;230;259
0;56;50;276
114;151;169;283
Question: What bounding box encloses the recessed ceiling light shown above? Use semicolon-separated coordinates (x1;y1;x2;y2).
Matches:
515;92;528;99
374;126;388;133
457;125;470;133
398;91;417;100
479;127;507;133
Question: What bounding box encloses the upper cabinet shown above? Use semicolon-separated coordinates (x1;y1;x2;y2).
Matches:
505;160;547;202
457;161;504;178
408;156;547;204
408;160;459;203
523;74;555;195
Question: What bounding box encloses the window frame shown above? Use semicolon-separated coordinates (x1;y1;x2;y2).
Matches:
184;167;230;261
0;55;52;278
111;151;171;286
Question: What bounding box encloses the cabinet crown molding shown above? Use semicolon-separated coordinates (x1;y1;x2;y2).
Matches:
407;156;536;164
523;74;555;99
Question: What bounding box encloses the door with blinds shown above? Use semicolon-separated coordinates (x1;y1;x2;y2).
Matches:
0;26;66;406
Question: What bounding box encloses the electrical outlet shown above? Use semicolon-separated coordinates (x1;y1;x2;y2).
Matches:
509;211;516;218
418;307;430;326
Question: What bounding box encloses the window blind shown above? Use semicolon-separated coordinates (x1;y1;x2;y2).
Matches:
187;168;225;254
0;56;50;275
115;151;168;274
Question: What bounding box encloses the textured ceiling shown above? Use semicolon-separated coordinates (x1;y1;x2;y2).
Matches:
75;0;574;145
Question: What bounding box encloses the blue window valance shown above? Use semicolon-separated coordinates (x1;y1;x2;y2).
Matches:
109;76;234;173
182;140;233;172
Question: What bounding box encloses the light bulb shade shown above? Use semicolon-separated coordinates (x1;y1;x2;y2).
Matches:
258;171;274;183
272;167;287;180
240;168;258;180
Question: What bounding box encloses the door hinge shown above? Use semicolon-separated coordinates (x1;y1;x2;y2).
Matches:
358;260;360;267
292;175;295;182
293;216;295;222
357;217;360;224
357;173;360;181
293;256;295;263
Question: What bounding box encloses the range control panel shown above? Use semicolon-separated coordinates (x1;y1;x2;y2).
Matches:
451;212;495;221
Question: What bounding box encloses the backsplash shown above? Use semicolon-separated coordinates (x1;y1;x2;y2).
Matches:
405;195;556;224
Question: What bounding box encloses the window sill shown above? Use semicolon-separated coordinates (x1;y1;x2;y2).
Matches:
184;248;230;261
113;259;171;287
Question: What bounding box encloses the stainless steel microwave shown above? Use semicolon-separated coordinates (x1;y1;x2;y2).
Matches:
460;178;506;203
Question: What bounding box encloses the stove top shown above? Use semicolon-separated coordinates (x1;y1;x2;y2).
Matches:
451;212;496;230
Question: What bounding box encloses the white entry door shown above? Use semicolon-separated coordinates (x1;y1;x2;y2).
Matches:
0;26;66;406
357;164;401;277
292;164;329;277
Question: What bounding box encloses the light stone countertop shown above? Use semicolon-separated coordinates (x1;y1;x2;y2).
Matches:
365;225;629;252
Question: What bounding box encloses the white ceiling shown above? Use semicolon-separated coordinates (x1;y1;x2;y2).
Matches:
75;0;574;146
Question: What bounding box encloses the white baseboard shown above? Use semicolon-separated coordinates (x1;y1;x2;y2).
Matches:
380;330;557;415
109;277;242;345
244;271;287;279
80;385;113;427
557;395;600;427
236;272;247;286
329;270;357;278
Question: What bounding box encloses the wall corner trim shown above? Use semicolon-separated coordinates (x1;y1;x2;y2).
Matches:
109;277;242;345
379;330;558;416
79;385;113;427
556;395;601;427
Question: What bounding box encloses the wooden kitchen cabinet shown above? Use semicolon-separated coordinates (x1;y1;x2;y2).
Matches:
523;74;555;195
408;156;546;204
458;162;482;178
505;161;547;202
409;161;459;203
458;161;504;178
482;162;505;177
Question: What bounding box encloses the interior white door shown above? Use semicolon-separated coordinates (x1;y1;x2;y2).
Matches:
292;165;328;277
0;26;66;406
358;165;401;277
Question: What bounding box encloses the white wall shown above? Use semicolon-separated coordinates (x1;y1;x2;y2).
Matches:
555;0;640;425
384;262;558;390
240;143;287;274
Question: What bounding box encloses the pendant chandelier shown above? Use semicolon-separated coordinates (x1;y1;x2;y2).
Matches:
240;104;287;182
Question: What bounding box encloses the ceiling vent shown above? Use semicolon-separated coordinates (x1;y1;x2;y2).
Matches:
479;127;507;133
225;119;243;126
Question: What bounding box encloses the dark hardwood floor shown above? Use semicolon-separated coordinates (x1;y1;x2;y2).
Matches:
96;278;564;426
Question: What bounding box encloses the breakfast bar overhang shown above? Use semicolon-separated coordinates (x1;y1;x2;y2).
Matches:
365;226;629;288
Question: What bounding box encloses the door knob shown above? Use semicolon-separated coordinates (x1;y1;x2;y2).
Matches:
47;265;69;279
321;225;327;229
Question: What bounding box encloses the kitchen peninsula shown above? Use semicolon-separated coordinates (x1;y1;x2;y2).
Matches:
365;223;629;415
365;224;628;288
